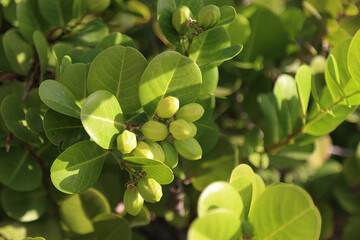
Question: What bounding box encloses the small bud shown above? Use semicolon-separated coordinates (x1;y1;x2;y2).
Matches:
172;6;192;34
117;130;137;154
146;141;165;162
124;189;144;216
188;122;197;138
169;119;192;140
197;5;221;29
141;121;169;141
132;141;154;159
137;177;163;203
156;96;180;118
174;137;202;160
176;103;204;122
160;141;179;168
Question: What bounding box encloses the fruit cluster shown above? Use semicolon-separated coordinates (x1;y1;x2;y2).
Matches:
172;4;221;35
117;96;205;215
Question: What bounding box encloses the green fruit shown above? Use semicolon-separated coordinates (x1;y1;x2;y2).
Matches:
117;130;137;154
132;141;154;159
137;177;163;203
146;141;165;162
169;119;192;140
87;0;111;13
141;121;169;141
188;122;197;138
176;103;204;122
124;189;144;216
197;4;220;28
174;137;202;160
160;141;179;168
172;6;192;34
156;96;180;118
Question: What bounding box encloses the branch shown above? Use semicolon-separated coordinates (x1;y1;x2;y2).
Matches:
0;72;22;83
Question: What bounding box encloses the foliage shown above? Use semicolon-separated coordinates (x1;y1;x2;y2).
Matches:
0;0;359;240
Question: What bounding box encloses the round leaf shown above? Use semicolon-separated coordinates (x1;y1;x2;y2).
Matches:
249;184;321;240
50;141;109;194
123;157;174;184
38;0;73;27
348;29;360;83
93;213;131;240
81;90;124;149
139;51;202;118
87;46;147;114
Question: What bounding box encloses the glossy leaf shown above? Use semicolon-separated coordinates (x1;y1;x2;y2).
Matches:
214;6;236;27
87;46;147;114
80;90;124;149
139;51;202;118
25;108;44;133
122;157;174;184
249;184;321;240
38;0;73;27
225;14;251;45
0;185;48;222
43;109;88;149
0;148;42;191
59;188;110;234
33;31;49;82
194;119;220;153
3;29;33;76
295;65;312;118
93;213;131;240
96;32;137;50
1;95;42;144
51;141;109;194
188;209;241;240
348;29;360;82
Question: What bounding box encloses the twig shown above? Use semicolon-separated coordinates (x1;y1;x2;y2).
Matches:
0;72;21;83
5;132;13;152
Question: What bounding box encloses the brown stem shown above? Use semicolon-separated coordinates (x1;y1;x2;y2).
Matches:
5;132;12;152
0;72;22;82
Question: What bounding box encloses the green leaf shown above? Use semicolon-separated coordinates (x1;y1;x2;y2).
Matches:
280;7;306;41
200;67;218;95
72;0;87;19
249;184;321;240
59;188;110;234
0;35;13;72
62;20;109;46
194;119;220;153
3;29;34;76
1;95;42;144
33;31;49;82
93;213;131;240
87;46;147;114
39;80;81;119
81;90;124;149
38;0;73;27
43;109;88;149
52;43;73;79
59;63;88;106
198;181;243;218
122;157;174;184
0;147;42;191
188;209;241;240
51;141;109;194
139;51;202;119
24;237;46;240
295;65;312;118
225;14;251;45
0;222;27;240
348;29;360;82
25;108;44;133
0;185;48;222
96;32;137;50
214;6;236;27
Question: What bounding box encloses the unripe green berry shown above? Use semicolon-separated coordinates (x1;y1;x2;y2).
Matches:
132;141;154;159
124;189;144;216
137;177;163;203
160;141;179;168
117;130;137;154
198;5;220;28
172;6;192;35
188;122;197;138
156;96;180;118
176;103;204;122
141;121;168;141
169;119;192;140
174;137;202;160
146;141;165;162
87;0;111;13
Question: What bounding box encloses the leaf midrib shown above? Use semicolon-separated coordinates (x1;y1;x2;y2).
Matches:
63;151;109;171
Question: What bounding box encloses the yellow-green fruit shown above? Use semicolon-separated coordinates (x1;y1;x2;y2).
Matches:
132;141;154;159
117;130;137;154
172;6;192;34
188;122;197;138
198;4;220;28
174;137;202;160
124;189;144;216
176;103;204;122
146;141;165;162
137;177;163;203
87;0;111;13
156;96;180;118
141;121;168;141
160;141;179;168
169;119;192;140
